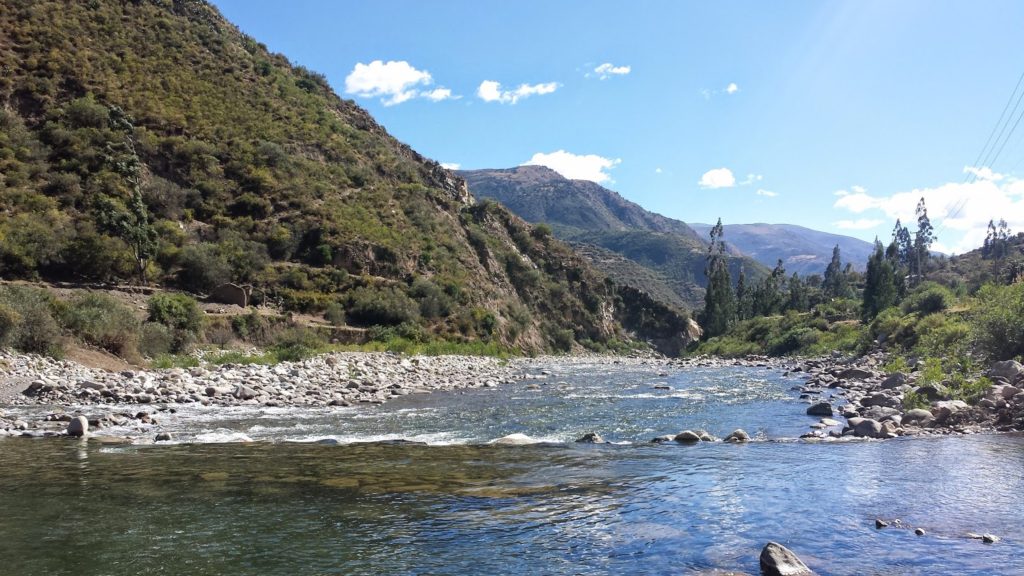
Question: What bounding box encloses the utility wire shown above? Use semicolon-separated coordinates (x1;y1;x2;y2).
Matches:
965;69;1024;183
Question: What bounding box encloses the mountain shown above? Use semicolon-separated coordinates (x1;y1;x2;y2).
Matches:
0;0;692;354
460;166;766;310
689;223;877;276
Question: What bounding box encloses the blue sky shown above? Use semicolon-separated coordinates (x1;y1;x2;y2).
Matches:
211;0;1024;254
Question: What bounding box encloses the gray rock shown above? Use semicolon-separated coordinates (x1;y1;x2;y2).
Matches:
932;400;969;422
67;416;88;438
840;367;875;380
988;360;1023;382
880;373;908;389
724;429;750;442
862;392;899;408
861;405;900;421
674;430;702;443
875;519;889;528
903;409;934;425
154;432;173;442
853;418;884;438
806;402;833;417
650;434;675;444
915;528;926;536
1001;385;1021;400
575;432;604;444
233;385;257;400
759;542;815;576
915;384;950;402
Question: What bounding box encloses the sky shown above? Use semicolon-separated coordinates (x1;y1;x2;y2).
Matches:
210;0;1024;255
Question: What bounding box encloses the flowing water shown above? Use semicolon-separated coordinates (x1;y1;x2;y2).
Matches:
0;362;1021;575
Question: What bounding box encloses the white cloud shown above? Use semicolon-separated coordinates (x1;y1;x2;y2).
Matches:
740;173;763;186
344;60;456;105
703;83;740;99
698;167;736;189
832;176;1024;253
593;62;631;79
834;219;883;230
522;150;621;184
440;162;461;170
477;80;559;104
963;165;1004;182
756;189;778;198
655;167;663;174
851;185;867;194
726;82;739;94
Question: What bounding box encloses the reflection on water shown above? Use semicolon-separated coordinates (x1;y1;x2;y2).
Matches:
0;435;1022;575
1;364;1022;575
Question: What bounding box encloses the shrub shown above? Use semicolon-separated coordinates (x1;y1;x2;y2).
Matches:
0;286;64;356
323;302;346;326
148;293;203;333
270;327;327;362
138;322;173;358
176;243;231;292
62;293;140;356
345;285;419;326
0;304;19;348
970;282;1024;361
551;328;575;352
902;282;953;315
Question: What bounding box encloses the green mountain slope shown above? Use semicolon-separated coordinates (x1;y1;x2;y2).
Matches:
460;166;766;309
0;0;690;354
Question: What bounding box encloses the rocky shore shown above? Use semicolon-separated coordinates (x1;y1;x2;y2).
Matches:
789;354;1024;440
1;348;1022;443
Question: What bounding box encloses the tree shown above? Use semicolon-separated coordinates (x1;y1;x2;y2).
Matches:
735;266;752;321
862;240;898;321
822;244;847;299
701;218;735;338
753;259;786;316
785;272;809;312
95;105;158;283
912;197;935;285
892;219;912;269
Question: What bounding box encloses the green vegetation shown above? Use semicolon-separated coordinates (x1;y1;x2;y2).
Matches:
0;0;684;356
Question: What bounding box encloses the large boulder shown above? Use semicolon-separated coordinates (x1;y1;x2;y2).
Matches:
759;542;815;576
880;373;908;390
840;367;875;380
853;418;885;439
806;402;833;417
674;430;702;443
66;415;88;437
724;429;750;442
988;360;1024;383
913;384;950;402
492;433;537;445
861;392;899;408
575;432;604;444
932;400;969;423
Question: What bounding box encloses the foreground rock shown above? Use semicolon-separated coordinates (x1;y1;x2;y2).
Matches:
759;542;815;576
66;415;88;437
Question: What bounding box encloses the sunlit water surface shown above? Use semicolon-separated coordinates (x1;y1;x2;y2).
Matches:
1;363;1021;575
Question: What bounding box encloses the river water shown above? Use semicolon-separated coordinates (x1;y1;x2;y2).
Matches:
0;362;1021;575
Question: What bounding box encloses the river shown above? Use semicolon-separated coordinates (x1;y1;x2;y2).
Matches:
0;361;1020;575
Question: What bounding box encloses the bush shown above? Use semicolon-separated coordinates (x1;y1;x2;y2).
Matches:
345;285;419;326
176;243;231;293
148;293;203;333
270;327;327;362
0;286;64;356
0;304;19;348
902;282;953;315
551;328;575;352
138;322;173;358
323;302;346;326
62;293;140;356
970;282;1024;361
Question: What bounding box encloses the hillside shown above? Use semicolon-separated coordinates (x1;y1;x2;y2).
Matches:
0;0;692;355
460;166;765;310
690;223;876;276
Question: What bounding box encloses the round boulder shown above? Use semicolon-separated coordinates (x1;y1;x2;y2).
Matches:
575;432;604;444
724;429;750;442
806;402;833;417
674;430;702;443
67;416;89;438
759;541;815;576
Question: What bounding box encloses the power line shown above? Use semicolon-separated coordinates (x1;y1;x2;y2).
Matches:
965;69;1024;183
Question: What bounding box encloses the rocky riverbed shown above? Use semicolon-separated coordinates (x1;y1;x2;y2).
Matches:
1;348;1022;443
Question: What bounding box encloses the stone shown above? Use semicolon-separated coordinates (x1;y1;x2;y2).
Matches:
759;542;815;576
1001;385;1021;400
862;392;899;408
915;528;926;536
233;385;257;400
983;534;1000;544
154;432;173;442
492;433;537;445
575;432;604;444
988;360;1023;382
853;418;884;439
875;519;889;528
819;418;841;427
806;402;833;417
674;430;702;443
932;400;970;422
880;373;908;389
650;434;675;444
67;416;88;437
724;429;750;442
903;409;934;425
840;367;875;380
915;384;950;402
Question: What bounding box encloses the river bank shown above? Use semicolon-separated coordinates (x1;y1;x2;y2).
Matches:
1;348;1022;443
